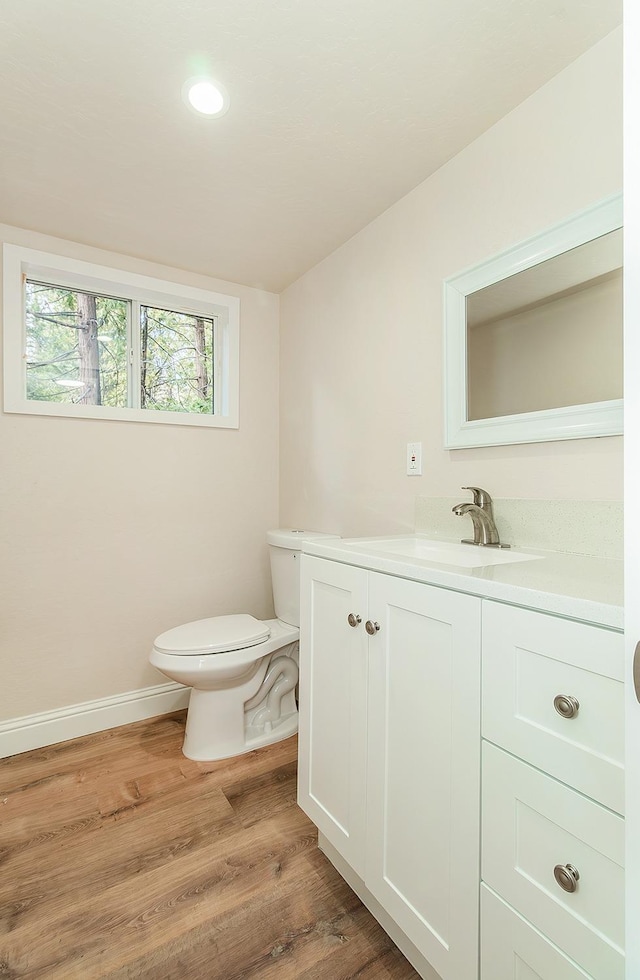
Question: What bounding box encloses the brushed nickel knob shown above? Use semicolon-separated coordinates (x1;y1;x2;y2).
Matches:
365;620;380;636
553;863;580;893
554;694;580;719
347;613;362;628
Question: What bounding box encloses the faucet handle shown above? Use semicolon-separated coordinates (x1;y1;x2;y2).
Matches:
462;486;493;508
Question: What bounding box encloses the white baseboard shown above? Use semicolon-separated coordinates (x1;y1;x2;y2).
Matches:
0;682;190;759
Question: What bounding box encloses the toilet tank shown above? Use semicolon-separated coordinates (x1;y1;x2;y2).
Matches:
267;529;338;627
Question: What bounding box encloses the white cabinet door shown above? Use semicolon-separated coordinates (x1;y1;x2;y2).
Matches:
365;572;481;980
482;742;624;980
625;14;640;975
298;555;369;876
481;886;593;979
482;602;624;813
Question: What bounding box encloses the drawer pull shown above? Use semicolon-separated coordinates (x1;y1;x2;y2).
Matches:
553;694;580;719
365;620;381;636
347;613;362;628
553;863;580;893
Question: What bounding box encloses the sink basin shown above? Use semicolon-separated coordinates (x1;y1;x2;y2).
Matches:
339;536;542;569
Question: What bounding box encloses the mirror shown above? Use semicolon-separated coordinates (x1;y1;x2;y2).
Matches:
443;194;623;449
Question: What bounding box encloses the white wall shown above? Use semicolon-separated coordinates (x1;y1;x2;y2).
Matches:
280;30;623;537
0;225;280;722
0;28;622;731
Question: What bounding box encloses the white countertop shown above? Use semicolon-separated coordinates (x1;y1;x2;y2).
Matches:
302;535;623;630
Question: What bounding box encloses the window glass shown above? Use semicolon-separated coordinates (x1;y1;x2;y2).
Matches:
26;281;128;407
141;306;215;414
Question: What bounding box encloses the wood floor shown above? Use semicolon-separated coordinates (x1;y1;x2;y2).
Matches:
0;712;420;979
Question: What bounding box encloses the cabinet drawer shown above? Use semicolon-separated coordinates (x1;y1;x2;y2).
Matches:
482;742;624;980
481;885;594;979
482;601;624;812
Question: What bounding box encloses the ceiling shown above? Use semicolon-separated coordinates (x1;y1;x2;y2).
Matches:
0;0;622;293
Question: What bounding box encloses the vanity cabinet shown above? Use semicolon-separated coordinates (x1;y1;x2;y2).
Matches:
480;601;625;980
298;554;481;980
297;550;624;980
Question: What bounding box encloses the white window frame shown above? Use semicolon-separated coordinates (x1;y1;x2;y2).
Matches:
3;244;240;428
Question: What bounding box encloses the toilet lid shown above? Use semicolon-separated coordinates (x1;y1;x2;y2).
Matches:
154;614;270;655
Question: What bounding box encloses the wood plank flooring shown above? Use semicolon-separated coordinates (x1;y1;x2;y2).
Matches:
0;712;420;979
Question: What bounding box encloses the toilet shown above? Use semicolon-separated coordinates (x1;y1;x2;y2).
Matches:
149;529;334;761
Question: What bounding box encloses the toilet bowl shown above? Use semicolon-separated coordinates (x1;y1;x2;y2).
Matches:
149;529;335;761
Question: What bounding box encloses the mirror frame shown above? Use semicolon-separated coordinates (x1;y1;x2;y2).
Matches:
443;193;623;449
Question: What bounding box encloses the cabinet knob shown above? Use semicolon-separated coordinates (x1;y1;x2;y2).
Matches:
553;863;580;893
347;613;362;628
553;694;580;719
365;620;380;636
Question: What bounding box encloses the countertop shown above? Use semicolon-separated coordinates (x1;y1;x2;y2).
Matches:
302;535;623;630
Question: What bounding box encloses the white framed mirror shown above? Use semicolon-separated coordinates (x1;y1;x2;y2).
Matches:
443;193;623;449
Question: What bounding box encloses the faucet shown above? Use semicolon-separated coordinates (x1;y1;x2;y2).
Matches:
451;487;509;548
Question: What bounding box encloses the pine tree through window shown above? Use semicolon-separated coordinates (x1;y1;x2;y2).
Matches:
26;282;128;407
140;306;214;414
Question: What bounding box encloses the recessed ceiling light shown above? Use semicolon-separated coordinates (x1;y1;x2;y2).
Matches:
184;78;229;117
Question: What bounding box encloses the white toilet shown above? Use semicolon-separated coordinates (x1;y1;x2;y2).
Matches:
149;529;333;762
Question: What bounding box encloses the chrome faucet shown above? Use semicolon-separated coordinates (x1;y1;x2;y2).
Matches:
452;487;509;548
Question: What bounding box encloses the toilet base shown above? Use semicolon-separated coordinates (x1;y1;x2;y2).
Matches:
182;641;299;762
244;709;299;753
182;709;298;762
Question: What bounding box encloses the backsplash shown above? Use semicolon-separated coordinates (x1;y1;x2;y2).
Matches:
414;497;623;560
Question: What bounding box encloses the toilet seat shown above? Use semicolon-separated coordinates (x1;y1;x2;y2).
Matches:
154;614;271;656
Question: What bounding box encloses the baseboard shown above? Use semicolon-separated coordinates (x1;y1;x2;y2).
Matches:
0;682;190;759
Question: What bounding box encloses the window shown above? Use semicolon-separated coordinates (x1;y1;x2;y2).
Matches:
3;245;239;427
